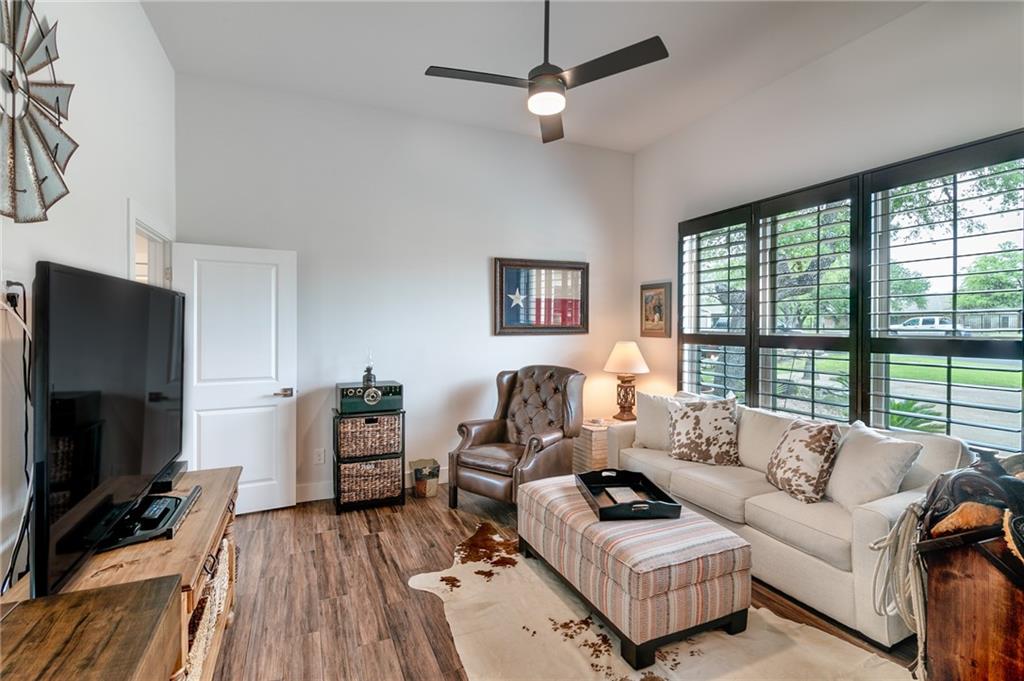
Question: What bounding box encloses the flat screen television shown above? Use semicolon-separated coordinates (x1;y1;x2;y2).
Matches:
31;262;185;596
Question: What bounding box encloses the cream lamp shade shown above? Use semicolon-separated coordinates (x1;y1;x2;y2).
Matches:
603;341;650;375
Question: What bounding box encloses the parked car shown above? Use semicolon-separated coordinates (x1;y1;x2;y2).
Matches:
889;316;971;336
710;317;744;331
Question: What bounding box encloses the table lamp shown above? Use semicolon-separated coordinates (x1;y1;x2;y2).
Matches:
603;341;650;421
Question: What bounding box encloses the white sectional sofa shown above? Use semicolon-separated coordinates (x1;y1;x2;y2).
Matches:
606;402;971;646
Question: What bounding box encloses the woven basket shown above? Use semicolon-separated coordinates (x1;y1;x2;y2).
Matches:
338;457;402;503
182;538;231;681
337;413;402;458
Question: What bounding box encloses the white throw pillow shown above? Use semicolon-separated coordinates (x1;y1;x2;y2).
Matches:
737;407;798;473
666;398;740;466
826;421;922;510
633;392;698;450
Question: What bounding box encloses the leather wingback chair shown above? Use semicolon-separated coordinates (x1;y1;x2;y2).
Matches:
449;365;585;508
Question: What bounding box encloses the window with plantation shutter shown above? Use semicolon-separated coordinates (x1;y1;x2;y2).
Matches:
675;129;1022;454
752;180;856;421
679;344;746;400
759;200;852;336
868;354;1022;454
867;151;1023;453
680;222;746;334
758;349;850;422
870;159;1023;339
678;207;750;399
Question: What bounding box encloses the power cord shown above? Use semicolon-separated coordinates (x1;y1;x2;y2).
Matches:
1;281;33;593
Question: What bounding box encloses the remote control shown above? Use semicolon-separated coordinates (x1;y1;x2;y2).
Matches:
141;497;177;522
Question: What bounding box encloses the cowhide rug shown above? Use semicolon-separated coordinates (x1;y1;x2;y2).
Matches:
409;523;912;681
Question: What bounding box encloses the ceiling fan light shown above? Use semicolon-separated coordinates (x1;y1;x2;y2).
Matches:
527;75;566;116
527;91;565;116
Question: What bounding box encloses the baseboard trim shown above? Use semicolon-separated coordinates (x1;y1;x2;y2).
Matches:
296;466;449;504
296;480;333;503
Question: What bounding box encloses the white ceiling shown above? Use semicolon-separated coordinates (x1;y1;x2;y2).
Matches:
143;1;918;152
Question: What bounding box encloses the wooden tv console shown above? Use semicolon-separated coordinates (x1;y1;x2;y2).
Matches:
2;467;241;681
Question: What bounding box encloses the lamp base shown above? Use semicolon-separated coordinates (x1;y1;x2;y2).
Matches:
613;373;637;421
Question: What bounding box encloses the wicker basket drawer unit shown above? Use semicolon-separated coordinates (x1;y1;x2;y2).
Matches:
337;456;403;504
335;412;403;458
332;409;406;512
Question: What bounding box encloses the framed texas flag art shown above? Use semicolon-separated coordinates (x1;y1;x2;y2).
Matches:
493;258;589;335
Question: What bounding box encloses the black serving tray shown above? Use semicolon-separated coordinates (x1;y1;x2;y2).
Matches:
575;469;682;521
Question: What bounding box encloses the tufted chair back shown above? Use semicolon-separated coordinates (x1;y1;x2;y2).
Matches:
495;365;585;446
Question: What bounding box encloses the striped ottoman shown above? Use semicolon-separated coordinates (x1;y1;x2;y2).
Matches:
517;475;751;669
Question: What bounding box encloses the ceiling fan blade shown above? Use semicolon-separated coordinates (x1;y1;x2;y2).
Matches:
539;114;564;144
425;66;529;88
560;36;668;89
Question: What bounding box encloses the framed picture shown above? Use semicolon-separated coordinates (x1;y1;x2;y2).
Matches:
494;258;589;335
640;282;672;338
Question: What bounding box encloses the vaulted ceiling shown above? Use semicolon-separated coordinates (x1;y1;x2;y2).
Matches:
144;1;918;152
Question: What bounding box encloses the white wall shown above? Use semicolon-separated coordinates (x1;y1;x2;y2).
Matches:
0;2;175;579
175;75;634;500
632;1;1024;395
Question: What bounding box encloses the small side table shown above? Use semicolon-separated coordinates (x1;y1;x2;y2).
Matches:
573;420;611;473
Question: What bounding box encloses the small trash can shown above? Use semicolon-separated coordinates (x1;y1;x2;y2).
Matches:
410;458;440;498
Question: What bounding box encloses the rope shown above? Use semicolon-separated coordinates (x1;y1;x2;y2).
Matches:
870;500;928;678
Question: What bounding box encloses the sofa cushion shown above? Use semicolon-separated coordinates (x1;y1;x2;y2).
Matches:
457;443;522;476
766;420;841;503
667;398;740;466
634;392;698;450
736;406;797;473
669;466;778;523
619;447;701;490
826;421;922;510
745;491;852;571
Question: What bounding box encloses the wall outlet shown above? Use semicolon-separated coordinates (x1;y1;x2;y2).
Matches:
313;448;325;465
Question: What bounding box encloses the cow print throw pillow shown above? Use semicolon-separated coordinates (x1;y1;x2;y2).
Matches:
666;398;740;466
766;420;841;503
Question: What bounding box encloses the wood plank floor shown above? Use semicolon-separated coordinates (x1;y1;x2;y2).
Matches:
213;486;913;681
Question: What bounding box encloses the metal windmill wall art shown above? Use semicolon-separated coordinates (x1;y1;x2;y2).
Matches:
1;0;77;223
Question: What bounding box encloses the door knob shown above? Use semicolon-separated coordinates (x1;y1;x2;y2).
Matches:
273;387;294;397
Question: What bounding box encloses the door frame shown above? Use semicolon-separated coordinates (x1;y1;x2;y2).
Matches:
126;198;173;286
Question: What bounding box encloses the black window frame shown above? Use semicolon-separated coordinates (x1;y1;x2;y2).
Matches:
678;127;1024;453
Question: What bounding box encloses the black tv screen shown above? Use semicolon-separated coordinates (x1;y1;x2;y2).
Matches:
31;262;184;596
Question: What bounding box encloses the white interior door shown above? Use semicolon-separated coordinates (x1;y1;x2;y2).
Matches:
172;243;297;514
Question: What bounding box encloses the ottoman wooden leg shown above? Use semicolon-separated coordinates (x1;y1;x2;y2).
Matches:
620;639;656;670
517;536;533;558
724;609;748;635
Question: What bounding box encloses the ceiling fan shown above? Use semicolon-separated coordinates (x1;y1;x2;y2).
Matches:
425;0;669;143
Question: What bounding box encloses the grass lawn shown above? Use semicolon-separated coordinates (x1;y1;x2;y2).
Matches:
810;356;1022;389
702;354;1021;389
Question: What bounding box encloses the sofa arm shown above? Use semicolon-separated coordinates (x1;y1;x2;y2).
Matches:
850;486;928;645
606;422;636;469
455;418;506;449
852;487;928;548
